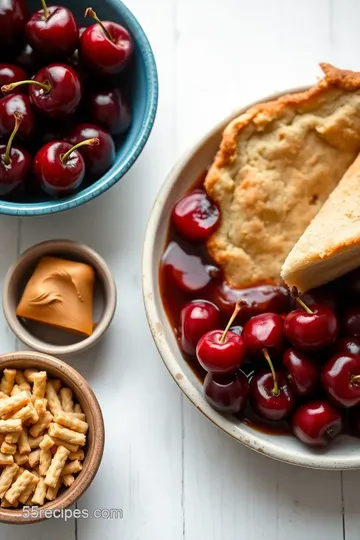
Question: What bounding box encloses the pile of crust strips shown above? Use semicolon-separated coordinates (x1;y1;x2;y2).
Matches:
0;368;88;508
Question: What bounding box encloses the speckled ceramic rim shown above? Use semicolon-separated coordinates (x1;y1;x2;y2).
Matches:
0;351;104;524
142;87;360;471
3;240;117;356
0;0;158;217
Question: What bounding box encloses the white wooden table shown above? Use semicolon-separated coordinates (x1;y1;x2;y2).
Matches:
1;0;360;538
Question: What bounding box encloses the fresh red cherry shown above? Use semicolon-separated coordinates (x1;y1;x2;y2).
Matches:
299;285;339;312
80;8;133;75
203;371;249;414
0;0;28;56
87;88;131;135
334;337;360;356
66;123;115;178
242;312;284;355
0;112;31;196
322;353;360;407
34;137;99;196
282;348;319;397
172;190;220;242
250;367;294;421
0;64;27;95
0;94;35;140
2;64;82;119
161;241;220;294
292;401;343;447
180;300;221;356
26;1;78;59
342;307;360;337
196;302;246;374
284;287;339;351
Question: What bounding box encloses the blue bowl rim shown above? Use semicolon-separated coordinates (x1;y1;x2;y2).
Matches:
0;0;159;217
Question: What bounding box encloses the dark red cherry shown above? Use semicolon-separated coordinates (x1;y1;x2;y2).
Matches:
0;64;27;94
209;282;290;322
0;112;31;196
161;241;219;294
81;8;133;75
66;123;115;178
2;64;82;119
284;289;339;351
171;190;220;242
322;353;360;407
0;94;35;140
34;138;99;197
196;302;246;374
14;45;40;74
242;313;284;355
334;337;360;356
342;268;360;300
0;0;28;57
250;370;294;421
87;88;131;136
292;401;343;447
26;2;78;59
299;286;339;312
342;307;360;337
180;300;221;356
203;371;249;414
282;348;319;397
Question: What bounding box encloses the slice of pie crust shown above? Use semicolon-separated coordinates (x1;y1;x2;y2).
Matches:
205;64;360;289
281;152;360;292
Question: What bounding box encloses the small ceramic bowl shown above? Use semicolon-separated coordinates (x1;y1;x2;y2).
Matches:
0;0;158;216
143;87;360;470
0;350;104;524
3;240;116;356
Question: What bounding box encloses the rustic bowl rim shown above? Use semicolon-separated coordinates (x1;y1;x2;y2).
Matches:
0;350;104;524
142;86;360;471
2;239;117;356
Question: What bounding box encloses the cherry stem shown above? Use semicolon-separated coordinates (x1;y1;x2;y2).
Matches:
3;112;22;166
1;79;51;95
290;286;313;314
61;138;100;164
41;0;49;20
263;348;280;397
351;375;360;383
219;301;243;344
84;7;113;42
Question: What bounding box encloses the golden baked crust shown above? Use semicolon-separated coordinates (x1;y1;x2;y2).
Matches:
204;63;360;288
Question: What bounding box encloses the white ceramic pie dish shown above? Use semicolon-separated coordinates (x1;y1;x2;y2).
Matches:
142;87;360;470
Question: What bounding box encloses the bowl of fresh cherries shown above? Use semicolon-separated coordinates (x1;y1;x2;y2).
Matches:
143;98;360;469
0;0;158;215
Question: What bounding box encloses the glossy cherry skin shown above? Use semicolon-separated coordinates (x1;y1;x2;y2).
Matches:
34;141;85;196
283;348;319;397
26;6;78;59
0;0;28;56
29;64;82;119
87;88;131;135
342;307;360;337
80;21;133;75
0;144;31;196
0;94;35;140
66;123;115;178
203;371;249;414
172;190;220;242
284;304;339;351
197;329;246;375
242;313;284;355
0;64;27;94
322;354;360;407
334;337;360;356
180;300;221;356
250;371;294;421
292;401;343;447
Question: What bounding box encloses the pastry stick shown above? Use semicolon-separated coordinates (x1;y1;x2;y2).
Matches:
0;392;29;417
0;464;19;498
32;372;47;400
15;371;31;392
54;411;88;434
0;419;22;433
39;448;52;476
18;474;39;505
60;388;74;412
46;477;62;501
18;428;31;455
0;369;16;395
48;423;86;446
29;411;53;438
44;446;70;488
5;469;33;504
31;476;46;506
45;381;62;416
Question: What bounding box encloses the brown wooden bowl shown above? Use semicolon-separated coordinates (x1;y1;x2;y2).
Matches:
0;351;105;524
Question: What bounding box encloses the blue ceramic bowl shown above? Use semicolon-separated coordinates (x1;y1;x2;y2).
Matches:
0;0;158;216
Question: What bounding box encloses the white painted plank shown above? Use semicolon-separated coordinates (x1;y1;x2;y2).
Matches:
176;0;344;538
